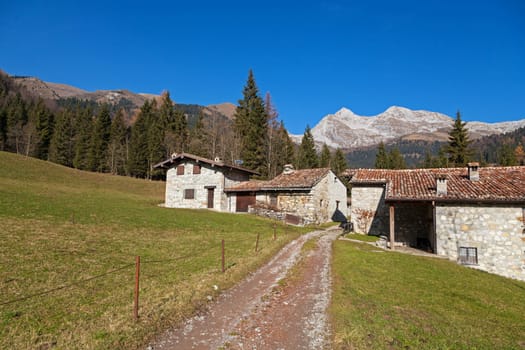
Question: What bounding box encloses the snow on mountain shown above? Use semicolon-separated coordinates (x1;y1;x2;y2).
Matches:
291;106;525;149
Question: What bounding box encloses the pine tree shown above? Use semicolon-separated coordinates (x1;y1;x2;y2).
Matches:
446;111;471;167
331;148;348;175
498;144;517;166
388;147;406;169
32;98;54;160
187;111;208;157
49;110;75;166
108;109;128;175
128;100;153;178
319;143;331;168
233;70;269;177
88;104;112;172
374;142;389;169
296;125;318;169
73;106;94;170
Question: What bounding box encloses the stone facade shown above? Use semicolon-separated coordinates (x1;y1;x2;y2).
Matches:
165;160;250;211
435;204;525;281
351;185;387;234
252;171;348;225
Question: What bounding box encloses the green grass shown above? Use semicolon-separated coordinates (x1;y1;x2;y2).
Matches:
0;152;309;349
343;233;380;242
330;240;525;349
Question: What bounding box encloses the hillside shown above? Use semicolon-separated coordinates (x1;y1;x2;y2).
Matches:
0;151;306;349
10;73;233;123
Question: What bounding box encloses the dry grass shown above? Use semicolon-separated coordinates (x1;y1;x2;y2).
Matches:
0;152;308;349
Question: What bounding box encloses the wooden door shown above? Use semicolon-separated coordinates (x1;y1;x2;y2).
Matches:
236;192;255;212
207;188;214;209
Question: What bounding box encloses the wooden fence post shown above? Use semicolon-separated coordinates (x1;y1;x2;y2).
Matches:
134;256;140;321
221;239;225;273
255;233;260;253
273;223;276;241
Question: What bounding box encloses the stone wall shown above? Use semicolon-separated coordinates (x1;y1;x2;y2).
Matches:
165;161;249;211
310;171;349;223
435;204;525;281
350;185;388;235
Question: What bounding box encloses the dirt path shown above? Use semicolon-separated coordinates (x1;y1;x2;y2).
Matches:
147;228;339;350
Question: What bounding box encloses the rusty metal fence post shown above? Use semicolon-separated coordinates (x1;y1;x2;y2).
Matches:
221;239;225;273
134;256;140;321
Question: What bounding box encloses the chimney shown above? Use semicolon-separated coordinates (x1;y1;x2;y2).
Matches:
436;174;447;196
467;162;479;181
283;164;295;175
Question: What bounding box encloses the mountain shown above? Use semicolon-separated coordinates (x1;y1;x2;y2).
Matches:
10;74;234;122
292;106;525;149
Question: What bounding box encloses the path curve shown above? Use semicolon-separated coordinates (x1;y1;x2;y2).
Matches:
147;228;339;349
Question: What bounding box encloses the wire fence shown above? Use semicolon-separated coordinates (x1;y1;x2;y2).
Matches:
0;222;287;320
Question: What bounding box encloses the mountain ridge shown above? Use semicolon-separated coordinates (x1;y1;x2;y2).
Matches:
291;106;525;149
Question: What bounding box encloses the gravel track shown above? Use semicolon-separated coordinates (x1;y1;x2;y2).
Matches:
147;228;339;350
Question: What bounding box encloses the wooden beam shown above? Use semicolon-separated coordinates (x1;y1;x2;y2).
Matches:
389;205;395;250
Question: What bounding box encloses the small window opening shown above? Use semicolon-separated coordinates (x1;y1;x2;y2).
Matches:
458;247;478;265
193;164;201;174
177;165;184;175
184;189;195;199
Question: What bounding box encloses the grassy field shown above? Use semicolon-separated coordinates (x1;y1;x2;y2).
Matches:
0;152;309;349
330;240;525;349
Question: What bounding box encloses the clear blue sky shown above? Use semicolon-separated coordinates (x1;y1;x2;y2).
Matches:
1;0;524;134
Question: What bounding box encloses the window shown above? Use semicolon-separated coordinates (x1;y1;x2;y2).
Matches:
193;164;201;174
177;165;184;175
184;189;195;199
458;247;478;265
270;194;277;207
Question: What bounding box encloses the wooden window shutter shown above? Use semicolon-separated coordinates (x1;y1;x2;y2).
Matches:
177;165;184;175
184;189;195;199
193;164;201;174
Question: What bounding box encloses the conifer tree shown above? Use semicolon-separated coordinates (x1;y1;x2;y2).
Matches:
187;111;208;157
498;144;517;166
88;104;112;172
296;125;318;169
331;148;348;175
108;109;128;175
49;110;75;166
446;111;471;167
265;92;280;178
374;142;389;169
73;106;94;170
319;143;331;168
233;70;268;177
128;101;152;178
388;147;406;169
32;98;54;160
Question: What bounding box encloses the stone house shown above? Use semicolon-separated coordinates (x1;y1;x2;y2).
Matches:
225;165;349;225
154;153;259;211
346;163;525;281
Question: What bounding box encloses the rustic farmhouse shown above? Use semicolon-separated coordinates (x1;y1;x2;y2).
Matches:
154;153;259;211
347;163;525;281
225;165;348;225
154;154;348;225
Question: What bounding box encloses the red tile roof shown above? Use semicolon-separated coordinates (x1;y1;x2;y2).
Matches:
225;168;332;192
349;166;525;203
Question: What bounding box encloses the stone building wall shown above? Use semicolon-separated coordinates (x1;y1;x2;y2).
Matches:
310;171;349;223
351;185;388;235
435;204;525;281
165;161;249;211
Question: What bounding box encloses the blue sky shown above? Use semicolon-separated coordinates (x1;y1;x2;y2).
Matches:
1;0;524;134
